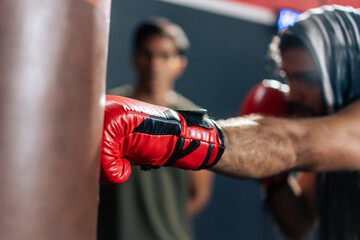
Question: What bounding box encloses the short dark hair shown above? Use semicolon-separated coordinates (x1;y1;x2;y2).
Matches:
133;17;190;56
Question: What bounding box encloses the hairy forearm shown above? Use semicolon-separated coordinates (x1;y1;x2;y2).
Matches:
211;115;301;178
211;104;360;177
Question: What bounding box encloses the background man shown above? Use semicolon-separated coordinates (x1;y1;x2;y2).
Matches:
98;17;214;240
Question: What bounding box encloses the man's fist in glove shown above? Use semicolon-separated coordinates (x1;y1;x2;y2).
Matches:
101;95;226;184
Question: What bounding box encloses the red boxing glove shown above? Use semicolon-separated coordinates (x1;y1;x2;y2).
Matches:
240;79;289;117
101;95;226;184
239;79;289;188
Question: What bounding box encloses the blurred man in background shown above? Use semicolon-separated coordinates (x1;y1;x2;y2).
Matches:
97;17;214;240
253;5;360;240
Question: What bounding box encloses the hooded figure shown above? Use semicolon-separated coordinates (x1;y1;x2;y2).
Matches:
286;5;360;113
279;5;360;240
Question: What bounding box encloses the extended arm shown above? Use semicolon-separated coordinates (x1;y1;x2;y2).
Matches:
212;100;360;178
101;96;360;183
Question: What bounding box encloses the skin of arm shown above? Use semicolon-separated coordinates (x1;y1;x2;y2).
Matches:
268;172;318;239
186;170;215;217
211;100;360;178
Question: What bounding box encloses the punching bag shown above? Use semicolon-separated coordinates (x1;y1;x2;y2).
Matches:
0;0;111;239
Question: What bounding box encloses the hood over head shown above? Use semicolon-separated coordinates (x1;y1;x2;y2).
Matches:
283;5;360;112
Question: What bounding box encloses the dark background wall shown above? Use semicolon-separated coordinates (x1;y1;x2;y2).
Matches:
106;1;315;239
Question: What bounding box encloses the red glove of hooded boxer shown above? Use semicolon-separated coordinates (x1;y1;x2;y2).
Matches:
240;79;289;189
240;79;289;117
100;95;226;184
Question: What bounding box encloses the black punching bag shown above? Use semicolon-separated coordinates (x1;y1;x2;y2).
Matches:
0;0;111;239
